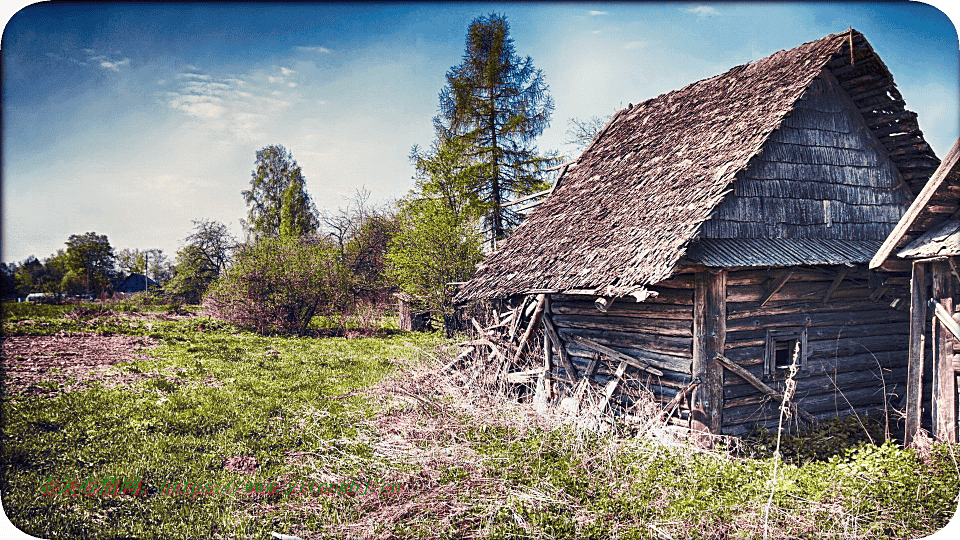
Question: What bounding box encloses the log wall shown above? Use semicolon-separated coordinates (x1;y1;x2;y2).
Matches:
547;275;695;419
721;265;910;436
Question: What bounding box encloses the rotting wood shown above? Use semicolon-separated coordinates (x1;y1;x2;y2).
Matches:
715;355;816;424
760;269;796;307
507;294;547;379
658;378;701;423
931;299;960;343
822;266;850;303
931;262;957;443
691;270;725;434
595;360;629;415
569;335;665;376
905;261;927;447
506;368;546;384
543;312;577;385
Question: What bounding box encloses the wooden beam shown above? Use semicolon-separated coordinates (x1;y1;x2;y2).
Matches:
822;266;850;303
871;139;960;269
691;269;726;434
543;312;577;385
905;261;928;447
502;188;551;208
568;335;664;376
595;360;629;415
931;299;960;343
759;268;795;307
931;261;957;443
716;355;816;424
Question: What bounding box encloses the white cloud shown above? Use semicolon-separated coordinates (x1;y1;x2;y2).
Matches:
294;46;332;54
624;41;647;50
99;58;130;72
164;66;295;141
589;11;608;16
685;6;721;18
280;67;295;76
288;82;297;88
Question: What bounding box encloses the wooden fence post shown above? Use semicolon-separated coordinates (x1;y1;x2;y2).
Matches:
905;261;927;447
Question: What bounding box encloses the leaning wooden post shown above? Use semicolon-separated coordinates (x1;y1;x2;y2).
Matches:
931;261;956;443
691;269;726;435
905;261;927;447
536;297;554;405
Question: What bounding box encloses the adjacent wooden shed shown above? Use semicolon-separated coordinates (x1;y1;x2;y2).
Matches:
455;30;941;437
871;140;960;445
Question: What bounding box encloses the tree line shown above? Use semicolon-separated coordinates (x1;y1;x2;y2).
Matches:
3;13;607;334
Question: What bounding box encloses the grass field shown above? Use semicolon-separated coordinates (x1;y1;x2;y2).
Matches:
2;302;959;539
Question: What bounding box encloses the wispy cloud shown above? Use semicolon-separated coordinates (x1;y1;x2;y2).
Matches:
165;66;295;141
624;41;647;50
46;48;130;72
589;10;608;16
685;6;721;18
294;46;332;54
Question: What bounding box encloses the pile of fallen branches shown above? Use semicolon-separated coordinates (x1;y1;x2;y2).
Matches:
448;294;716;444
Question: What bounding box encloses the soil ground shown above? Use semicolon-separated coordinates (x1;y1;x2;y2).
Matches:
1;331;159;397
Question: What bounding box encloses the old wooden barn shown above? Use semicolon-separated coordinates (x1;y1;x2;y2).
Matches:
454;30;942;437
872;140;960;445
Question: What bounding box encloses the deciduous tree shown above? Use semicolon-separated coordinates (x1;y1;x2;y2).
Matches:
242;145;319;239
64;232;115;296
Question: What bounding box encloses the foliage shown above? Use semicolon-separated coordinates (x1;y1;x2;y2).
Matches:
115;248;171;285
202;235;349;335
242;144;319;240
322;190;401;302
64;232;115;296
434;13;556;246
387;195;483;332
166;220;237;303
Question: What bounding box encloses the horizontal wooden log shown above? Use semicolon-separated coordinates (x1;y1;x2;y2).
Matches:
723;350;907;391
726;321;908;348
722;385;891;426
566;345;691;380
550;313;692;337
726;334;908;359
569;335;664;376
558;327;692;357
550;301;692;320
726;281;879;303
725;308;907;332
726;299;908;320
724;367;907;406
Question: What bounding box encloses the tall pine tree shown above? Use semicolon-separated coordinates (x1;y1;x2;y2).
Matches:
434;13;555;248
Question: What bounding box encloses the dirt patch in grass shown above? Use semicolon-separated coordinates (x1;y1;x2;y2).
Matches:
0;331;159;396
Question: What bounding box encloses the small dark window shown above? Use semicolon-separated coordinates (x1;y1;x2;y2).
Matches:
764;328;808;380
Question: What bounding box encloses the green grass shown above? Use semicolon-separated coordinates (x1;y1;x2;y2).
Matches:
1;309;444;539
2;304;958;539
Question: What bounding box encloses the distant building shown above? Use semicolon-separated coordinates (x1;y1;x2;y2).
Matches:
115;273;159;293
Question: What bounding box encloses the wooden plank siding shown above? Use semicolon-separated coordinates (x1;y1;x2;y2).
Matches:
701;69;910;242
547;278;696;419
721;266;910;436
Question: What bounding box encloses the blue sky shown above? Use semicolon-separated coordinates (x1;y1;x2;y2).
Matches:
2;1;959;265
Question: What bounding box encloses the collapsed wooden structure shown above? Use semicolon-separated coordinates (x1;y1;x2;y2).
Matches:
454;30;942;437
872;140;960;445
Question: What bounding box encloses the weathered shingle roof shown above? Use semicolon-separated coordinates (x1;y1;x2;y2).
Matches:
456;30;939;302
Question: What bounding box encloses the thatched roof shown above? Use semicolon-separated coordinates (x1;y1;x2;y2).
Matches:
872;139;960;266
456;30;939;302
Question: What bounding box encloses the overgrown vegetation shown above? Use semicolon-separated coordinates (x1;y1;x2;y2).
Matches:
2;304;958;539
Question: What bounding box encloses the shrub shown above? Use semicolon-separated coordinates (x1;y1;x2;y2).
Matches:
202;235;349;335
